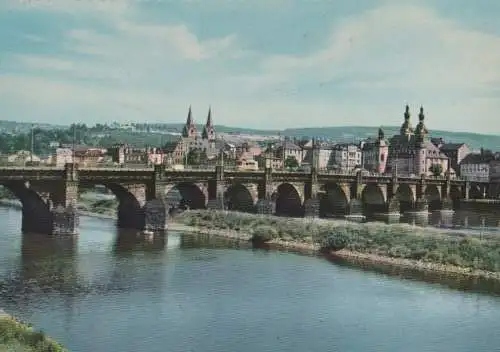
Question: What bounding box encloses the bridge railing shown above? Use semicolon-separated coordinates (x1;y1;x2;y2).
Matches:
0;163;489;183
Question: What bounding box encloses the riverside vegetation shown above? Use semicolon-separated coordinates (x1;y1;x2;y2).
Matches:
0;313;67;351
177;210;500;278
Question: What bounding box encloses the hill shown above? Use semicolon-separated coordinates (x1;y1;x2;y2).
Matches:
159;124;500;151
0;120;498;151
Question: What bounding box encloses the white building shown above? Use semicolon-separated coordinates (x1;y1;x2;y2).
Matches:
7;150;41;165
329;143;362;172
460;150;499;182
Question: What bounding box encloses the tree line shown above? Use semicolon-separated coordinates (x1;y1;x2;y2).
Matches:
0;124;176;156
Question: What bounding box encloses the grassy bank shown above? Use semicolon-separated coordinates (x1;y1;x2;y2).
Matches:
0;312;67;351
176;210;500;279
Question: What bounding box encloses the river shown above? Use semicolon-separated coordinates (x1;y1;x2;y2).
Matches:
1;206;500;352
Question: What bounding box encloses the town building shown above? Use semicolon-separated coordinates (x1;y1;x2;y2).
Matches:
301;139;336;170
329;143;362;172
51;145;107;167
388;105;450;176
438;143;470;176
459;149;499;182
5;150;41;165
361;128;389;174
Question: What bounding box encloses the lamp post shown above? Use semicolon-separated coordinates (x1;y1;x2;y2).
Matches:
72;124;77;164
30;124;35;165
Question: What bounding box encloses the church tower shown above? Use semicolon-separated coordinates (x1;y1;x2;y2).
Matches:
376;127;389;174
202;106;216;141
399;104;414;140
414;106;428;176
182;106;196;138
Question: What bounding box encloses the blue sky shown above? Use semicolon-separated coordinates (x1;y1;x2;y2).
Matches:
1;0;499;134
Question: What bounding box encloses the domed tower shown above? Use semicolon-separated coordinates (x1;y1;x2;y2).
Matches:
202;106;216;141
415;106;428;144
400;104;413;139
414;106;428;176
182;106;196;138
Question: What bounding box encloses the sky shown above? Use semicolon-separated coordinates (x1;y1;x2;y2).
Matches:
1;0;500;134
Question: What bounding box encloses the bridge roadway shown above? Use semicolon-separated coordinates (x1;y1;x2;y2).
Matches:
0;164;494;235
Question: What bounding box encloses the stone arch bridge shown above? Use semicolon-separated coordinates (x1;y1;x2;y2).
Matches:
0;164;491;235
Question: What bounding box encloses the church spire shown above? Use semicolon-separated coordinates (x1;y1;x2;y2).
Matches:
400;104;413;136
202;106;215;140
182;105;196;138
186;105;193;125
378;127;385;141
206;106;213;127
418;105;425;121
415;105;428;142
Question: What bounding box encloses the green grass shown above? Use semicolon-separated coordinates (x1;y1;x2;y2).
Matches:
0;316;67;352
178;210;500;272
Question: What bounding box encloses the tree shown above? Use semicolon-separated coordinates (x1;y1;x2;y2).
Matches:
284;155;299;169
429;163;443;176
186;148;207;166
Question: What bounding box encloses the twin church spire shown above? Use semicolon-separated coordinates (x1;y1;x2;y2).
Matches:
181;106;216;140
399;104;428;141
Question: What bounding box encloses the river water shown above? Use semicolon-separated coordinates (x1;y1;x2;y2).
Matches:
1;206;500;352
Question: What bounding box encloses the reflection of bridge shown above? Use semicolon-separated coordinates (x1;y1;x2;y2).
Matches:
0;162;494;235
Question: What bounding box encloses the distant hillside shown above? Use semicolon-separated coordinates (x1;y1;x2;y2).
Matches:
1;120;498;151
280;126;500;151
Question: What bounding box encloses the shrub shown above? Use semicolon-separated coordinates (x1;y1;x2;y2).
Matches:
251;225;278;243
321;232;350;251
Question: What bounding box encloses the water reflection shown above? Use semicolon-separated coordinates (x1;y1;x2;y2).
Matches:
113;229;167;257
178;232;251;250
370;209;500;233
0;233;80;311
322;252;500;296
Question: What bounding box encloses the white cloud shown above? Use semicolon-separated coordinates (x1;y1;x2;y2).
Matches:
2;1;500;133
260;3;500;93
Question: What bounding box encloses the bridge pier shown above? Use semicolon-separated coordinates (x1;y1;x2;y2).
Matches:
256;199;276;215
440;197;453;212
347;199;363;217
386;196;400;215
207;164;225;210
414;197;429;213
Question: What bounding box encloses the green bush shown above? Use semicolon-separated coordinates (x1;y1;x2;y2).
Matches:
0;317;67;351
321;232;350;251
251;225;278;243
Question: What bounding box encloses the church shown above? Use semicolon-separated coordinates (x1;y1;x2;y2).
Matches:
163;106;218;165
387;105;450;176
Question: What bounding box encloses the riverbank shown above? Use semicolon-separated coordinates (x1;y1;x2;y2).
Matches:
2;197;500;281
172;210;500;281
0;309;67;351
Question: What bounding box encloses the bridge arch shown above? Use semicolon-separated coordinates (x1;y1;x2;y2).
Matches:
1;182;53;234
273;183;303;217
85;182;146;230
425;185;441;211
225;183;256;213
165;182;206;210
362;184;386;214
395;184;415;213
319;183;349;217
469;184;483;199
